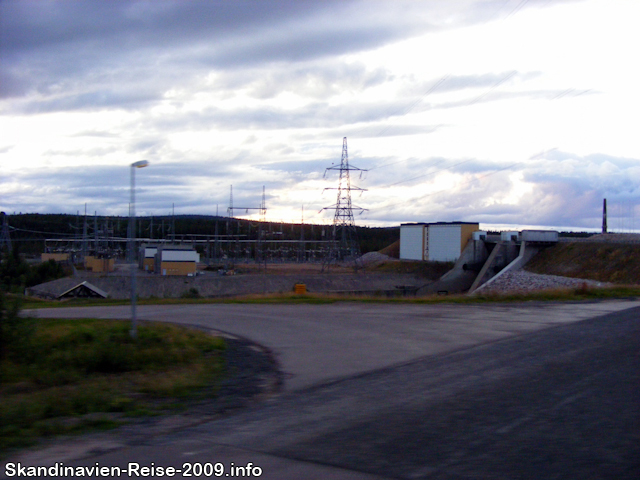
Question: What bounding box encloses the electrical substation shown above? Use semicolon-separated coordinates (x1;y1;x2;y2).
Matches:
6;137;370;276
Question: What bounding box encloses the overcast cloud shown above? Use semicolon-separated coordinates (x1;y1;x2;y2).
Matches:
1;0;639;232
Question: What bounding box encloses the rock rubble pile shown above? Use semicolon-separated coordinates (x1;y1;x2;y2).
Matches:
358;251;395;266
476;270;608;294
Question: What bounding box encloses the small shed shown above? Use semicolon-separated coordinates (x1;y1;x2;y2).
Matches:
57;281;108;299
139;244;158;272
84;256;115;273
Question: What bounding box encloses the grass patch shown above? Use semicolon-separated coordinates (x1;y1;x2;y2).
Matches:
20;297;132;309
367;260;454;279
526;242;640;284
236;284;640;304
0;317;225;453
162;285;640;304
19;281;640;309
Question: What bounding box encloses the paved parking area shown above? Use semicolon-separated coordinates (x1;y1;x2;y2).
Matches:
12;301;640;479
29;300;640;390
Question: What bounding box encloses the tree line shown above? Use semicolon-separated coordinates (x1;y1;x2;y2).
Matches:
3;213;400;256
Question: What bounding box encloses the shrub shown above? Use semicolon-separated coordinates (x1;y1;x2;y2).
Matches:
180;287;201;299
0;248;66;293
0;292;35;364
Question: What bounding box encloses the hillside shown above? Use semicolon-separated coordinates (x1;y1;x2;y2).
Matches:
525;241;640;284
2;213;399;256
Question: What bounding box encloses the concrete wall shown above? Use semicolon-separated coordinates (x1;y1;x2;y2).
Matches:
501;231;520;242
419;238;485;295
473;241;541;293
521;230;558;242
28;272;429;300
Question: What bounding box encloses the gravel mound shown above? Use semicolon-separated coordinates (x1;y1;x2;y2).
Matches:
358;251;394;266
475;270;609;294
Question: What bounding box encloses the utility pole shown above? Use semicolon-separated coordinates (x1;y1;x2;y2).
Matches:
94;212;98;256
82;204;87;262
322;137;367;267
171;203;175;244
602;198;608;234
299;205;305;262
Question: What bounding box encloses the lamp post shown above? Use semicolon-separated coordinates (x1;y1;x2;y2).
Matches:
129;160;149;339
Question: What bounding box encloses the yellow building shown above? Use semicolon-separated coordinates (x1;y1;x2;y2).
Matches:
154;245;199;276
41;253;70;262
84;256;115;273
139;245;158;272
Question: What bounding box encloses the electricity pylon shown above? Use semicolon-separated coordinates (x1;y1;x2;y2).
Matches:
322;137;367;267
227;185;267;262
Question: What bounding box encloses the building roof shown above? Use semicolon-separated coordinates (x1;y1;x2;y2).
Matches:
157;244;196;251
57;281;109;299
400;222;480;226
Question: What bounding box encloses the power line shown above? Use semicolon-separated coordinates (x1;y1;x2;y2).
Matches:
466;70;517;106
381;158;476;189
366;70;517;180
378;162;524;212
504;0;530;19
8;226;78;237
364;76;451;171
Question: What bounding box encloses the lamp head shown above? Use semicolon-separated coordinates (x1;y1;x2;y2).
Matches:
131;160;149;168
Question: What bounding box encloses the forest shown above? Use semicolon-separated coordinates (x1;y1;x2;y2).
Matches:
2;213;400;257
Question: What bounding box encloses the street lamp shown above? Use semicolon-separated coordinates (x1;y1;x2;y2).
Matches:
129;160;149;339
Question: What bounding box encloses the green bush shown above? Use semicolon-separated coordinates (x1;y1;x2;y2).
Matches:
180;287;201;299
0;248;65;293
0;317;226;452
0;292;35;364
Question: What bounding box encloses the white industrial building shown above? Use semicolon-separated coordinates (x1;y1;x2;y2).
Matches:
400;222;480;262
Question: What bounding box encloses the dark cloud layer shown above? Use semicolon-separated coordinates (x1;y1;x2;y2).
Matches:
0;0;434;102
2;0;638;230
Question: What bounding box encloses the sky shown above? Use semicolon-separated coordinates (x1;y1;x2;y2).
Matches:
1;0;639;232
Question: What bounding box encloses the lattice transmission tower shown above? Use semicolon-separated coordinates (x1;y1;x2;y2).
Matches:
322;137;367;265
227;185;267;262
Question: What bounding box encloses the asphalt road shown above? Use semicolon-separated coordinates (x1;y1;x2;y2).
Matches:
25;300;640;390
5;301;639;479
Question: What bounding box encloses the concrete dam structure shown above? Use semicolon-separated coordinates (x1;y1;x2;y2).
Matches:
418;230;559;295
